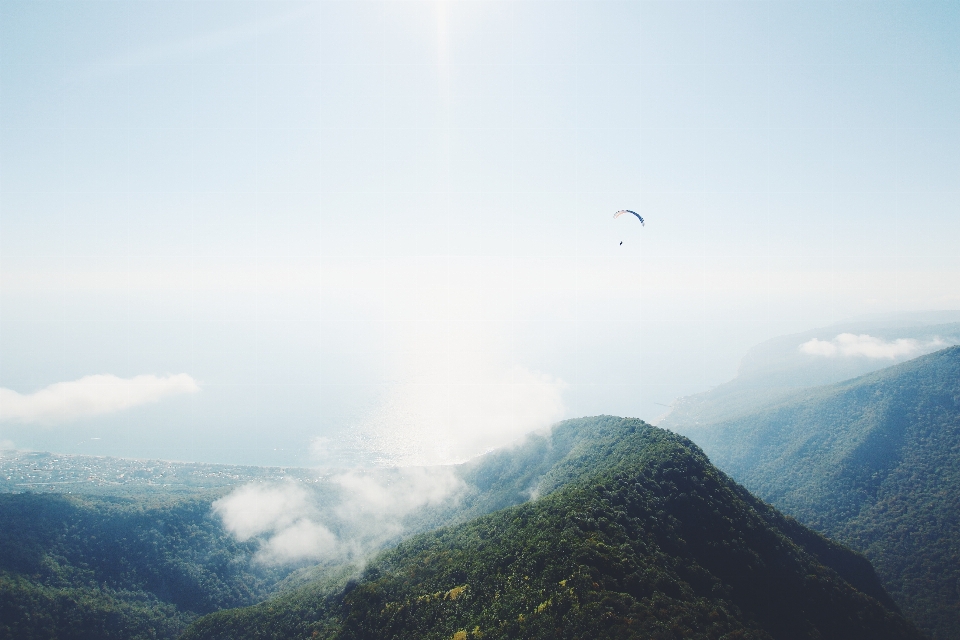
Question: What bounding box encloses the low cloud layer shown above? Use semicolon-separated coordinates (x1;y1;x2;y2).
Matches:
213;467;464;565
0;374;200;424
799;333;948;360
213;483;317;542
345;366;566;467
333;467;463;529
257;519;338;565
213;483;340;565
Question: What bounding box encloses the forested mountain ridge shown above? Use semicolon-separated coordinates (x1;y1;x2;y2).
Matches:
0;421;613;640
0;415;689;640
674;346;960;639
0;491;289;640
183;417;919;640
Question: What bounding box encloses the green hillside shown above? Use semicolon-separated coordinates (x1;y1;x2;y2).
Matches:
675;346;960;639
183;417;918;640
0;427;596;640
0;416;688;640
0;492;291;640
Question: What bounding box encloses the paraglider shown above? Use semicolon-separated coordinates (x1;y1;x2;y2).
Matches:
613;210;644;225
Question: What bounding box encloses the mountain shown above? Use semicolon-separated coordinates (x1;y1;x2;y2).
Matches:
0;421;652;640
658;317;960;430
0;491;298;640
0;434;598;640
182;417;919;640
673;346;960;639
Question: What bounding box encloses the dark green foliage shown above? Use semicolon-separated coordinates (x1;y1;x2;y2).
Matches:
175;568;353;640
0;491;289;640
0;416;663;640
0;573;186;640
184;417;919;640
678;346;960;639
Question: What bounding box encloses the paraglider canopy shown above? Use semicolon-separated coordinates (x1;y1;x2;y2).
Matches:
613;210;644;226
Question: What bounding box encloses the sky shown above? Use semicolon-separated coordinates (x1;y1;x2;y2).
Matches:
1;0;958;466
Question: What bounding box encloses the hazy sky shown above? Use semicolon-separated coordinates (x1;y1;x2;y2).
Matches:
1;1;958;465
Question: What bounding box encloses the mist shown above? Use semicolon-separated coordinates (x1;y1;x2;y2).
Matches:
1;0;958;466
213;466;465;566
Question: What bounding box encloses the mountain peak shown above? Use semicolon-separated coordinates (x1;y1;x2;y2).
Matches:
183;418;920;640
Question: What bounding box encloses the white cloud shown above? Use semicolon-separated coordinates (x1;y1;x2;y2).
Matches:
348;366;567;467
333;467;464;522
799;333;949;360
213;482;338;565
212;482;314;541
0;374;200;424
254;519;338;565
214;468;465;566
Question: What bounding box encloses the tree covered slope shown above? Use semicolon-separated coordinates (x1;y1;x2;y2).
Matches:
0;414;720;640
183;417;918;640
0;492;290;640
0;421;619;640
675;346;960;639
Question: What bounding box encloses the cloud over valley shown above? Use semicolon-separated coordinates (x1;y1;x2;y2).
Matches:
213;466;465;565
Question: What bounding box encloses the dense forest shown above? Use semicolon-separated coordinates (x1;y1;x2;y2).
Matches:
182;417;919;640
2;411;942;639
677;346;960;639
0;419;616;640
0;491;294;640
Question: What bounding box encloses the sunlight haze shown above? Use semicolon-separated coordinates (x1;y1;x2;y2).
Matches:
1;0;958;465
